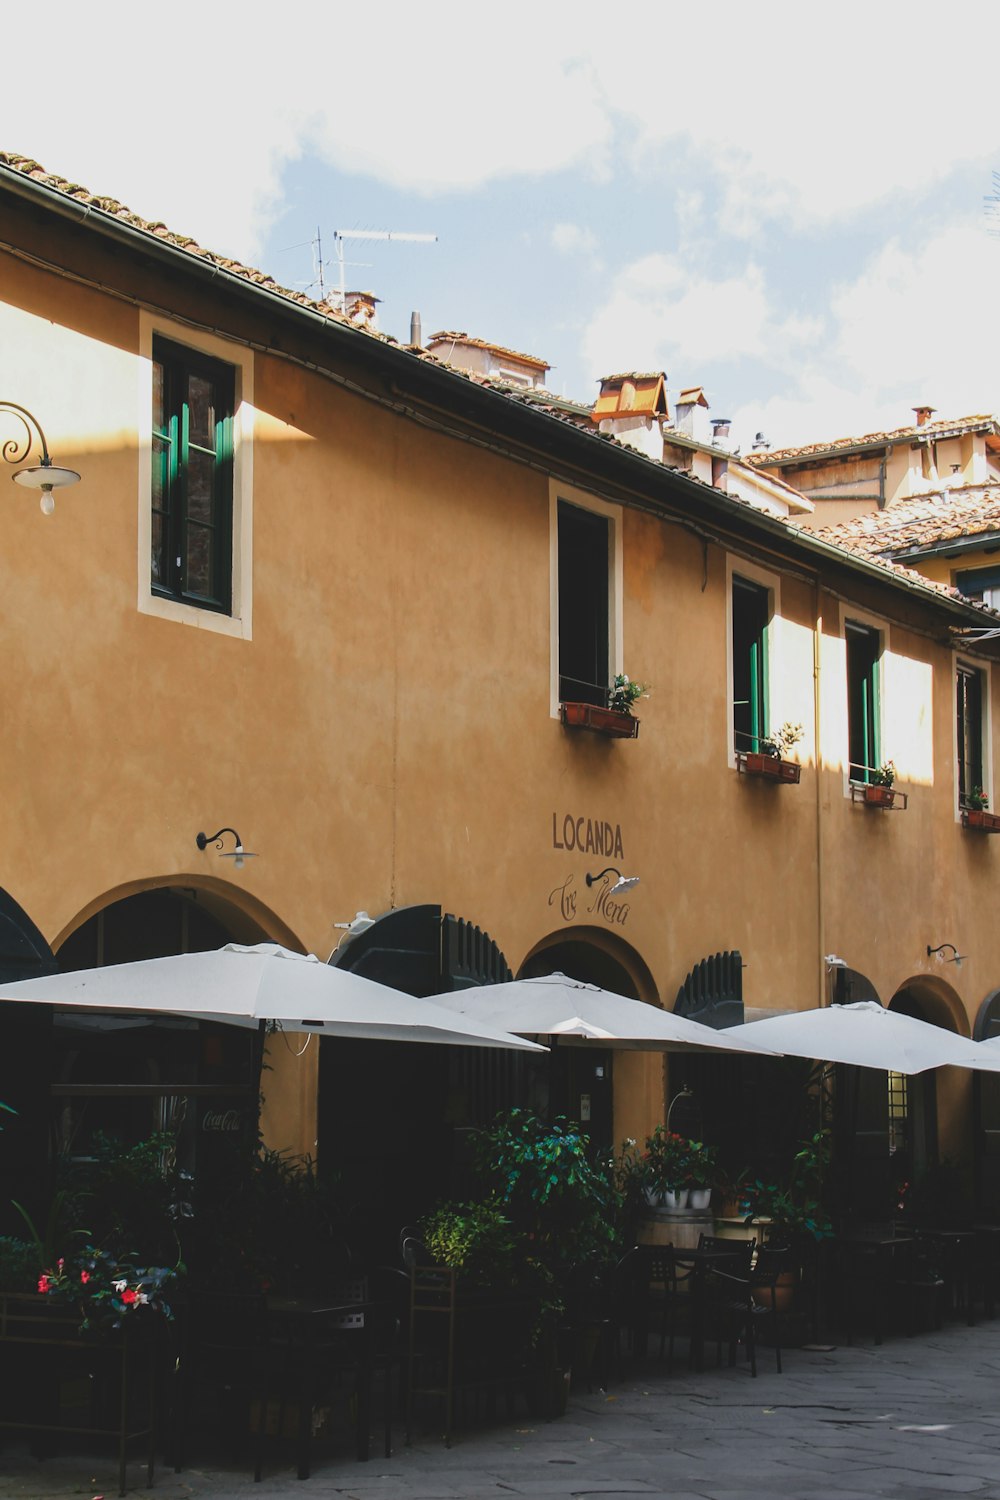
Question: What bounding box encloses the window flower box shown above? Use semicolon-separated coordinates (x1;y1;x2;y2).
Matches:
863;783;896;809
963;807;1000;833
560;702;639;739
738;751;801;784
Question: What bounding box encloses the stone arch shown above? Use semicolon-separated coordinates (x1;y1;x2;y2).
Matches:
888;974;968;1037
516;923;659;1005
515;925;661;1150
52;873;303;958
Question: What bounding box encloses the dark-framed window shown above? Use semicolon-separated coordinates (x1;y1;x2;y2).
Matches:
955;565;1000;612
957;662;985;805
557;499;610;706
152;337;234;613
846;620;881;782
732;575;770;752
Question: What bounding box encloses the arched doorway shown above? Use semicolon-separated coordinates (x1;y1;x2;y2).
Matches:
517;932;639;1149
0;882;280;1239
884;979;967;1219
320;905;517;1257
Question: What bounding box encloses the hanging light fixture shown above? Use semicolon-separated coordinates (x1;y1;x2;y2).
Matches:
195;827;258;870
585;865;640;895
2;401;81;514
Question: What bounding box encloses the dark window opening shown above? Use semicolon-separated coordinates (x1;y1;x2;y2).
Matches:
152;337;234;613
846;621;881;782
732;576;769;752
957;663;984;805
558;500;610;707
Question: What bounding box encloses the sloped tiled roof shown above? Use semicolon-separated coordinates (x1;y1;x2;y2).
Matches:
747;414;1000;468
813;484;1000;560
426;331;549;371
0;151;403;340
6;149;1000;630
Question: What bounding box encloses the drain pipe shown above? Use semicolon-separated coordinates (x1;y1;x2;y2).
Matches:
814;577;827;1006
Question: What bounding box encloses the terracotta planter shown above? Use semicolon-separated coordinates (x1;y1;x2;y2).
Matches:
741;752;801;783
863;783;895;808
561;701;639;739
964;807;1000;833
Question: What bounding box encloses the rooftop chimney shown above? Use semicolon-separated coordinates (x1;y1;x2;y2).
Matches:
711;418;732;450
913;405;936;427
752;431;770;451
410;311;422;348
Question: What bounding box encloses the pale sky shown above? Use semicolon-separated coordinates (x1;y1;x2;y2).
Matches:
6;0;1000;453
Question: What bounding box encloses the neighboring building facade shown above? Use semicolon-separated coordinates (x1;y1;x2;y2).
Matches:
4;152;1000;1234
749;408;1000;529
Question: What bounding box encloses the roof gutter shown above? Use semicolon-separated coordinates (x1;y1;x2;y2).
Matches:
2;160;996;636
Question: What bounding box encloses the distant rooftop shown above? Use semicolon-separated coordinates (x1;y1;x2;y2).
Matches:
426;331;549;372
813;483;1000;558
748;413;1000;467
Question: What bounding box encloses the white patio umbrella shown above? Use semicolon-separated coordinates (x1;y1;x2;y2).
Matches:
428;972;780;1054
0;942;545;1051
724;1000;1000;1075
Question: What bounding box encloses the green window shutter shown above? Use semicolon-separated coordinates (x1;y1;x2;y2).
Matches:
732;577;769;752
151;337;235;615
847;622;881;781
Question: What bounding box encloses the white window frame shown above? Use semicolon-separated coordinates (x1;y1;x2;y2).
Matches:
137;313;254;638
726;555;781;768
549;480;623;719
838;602;888;796
953;651;993;822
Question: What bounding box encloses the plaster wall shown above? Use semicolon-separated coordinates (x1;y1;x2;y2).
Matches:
4;241;1000;1169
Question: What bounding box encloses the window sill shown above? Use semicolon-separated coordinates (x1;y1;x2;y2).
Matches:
962;807;1000;833
560;702;639;739
736;752;801;784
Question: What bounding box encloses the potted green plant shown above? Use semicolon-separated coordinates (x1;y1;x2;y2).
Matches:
741;721;803;783
685;1139;719;1211
640;1126;693;1210
744;1131;833;1251
963;787;1000;832
864;760;896;807
561;673;648;739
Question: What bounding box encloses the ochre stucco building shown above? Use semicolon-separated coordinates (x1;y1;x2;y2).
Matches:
3;152;1000;1232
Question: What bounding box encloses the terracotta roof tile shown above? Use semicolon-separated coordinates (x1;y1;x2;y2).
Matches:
0;151;389;337
426;331;549;371
747;414;1000;467
813;485;1000;559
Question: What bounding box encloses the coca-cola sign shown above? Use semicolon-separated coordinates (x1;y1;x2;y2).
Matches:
201;1107;244;1133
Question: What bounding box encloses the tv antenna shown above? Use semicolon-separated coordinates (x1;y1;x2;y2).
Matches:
325;228;437;311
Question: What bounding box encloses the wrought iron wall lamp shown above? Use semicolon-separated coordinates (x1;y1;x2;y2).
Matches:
927;942;967;967
585;866;640;894
195;827;258;870
1;401;81;513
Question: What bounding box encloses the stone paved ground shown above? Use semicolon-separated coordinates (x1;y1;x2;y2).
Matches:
4;1321;1000;1499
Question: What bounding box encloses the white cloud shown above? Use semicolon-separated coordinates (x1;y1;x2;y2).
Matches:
8;0;1000;265
550;223;599;257
580;254;816;386
734;224;1000;448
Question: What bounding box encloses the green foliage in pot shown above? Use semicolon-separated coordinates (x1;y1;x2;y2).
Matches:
872;760;896;788
745;1130;833;1246
55;1130;183;1268
758;721;803;759
473;1110;620;1284
422;1201;518;1288
195;1142;348;1293
0;1235;41;1293
607;673;650;716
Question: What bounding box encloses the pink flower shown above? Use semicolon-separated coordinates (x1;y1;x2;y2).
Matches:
120;1288;138;1306
57;1259;64;1273
37;1275;49;1294
80;1270;90;1285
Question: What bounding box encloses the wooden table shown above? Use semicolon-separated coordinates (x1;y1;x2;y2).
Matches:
266;1295;376;1473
